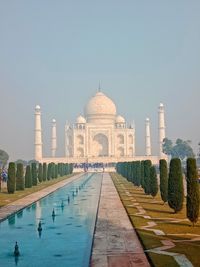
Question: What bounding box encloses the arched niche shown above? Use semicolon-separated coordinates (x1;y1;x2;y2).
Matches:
117;134;124;145
77;135;84;145
129;135;133;144
92;133;109;157
118;147;124;157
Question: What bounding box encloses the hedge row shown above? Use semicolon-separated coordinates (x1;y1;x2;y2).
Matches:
116;158;200;225
7;162;73;194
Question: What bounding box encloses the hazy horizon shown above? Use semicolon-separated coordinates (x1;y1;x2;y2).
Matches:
0;1;200;161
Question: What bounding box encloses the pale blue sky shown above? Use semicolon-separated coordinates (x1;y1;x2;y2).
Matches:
0;1;200;160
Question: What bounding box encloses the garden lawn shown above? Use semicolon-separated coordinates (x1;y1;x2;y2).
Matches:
111;173;200;267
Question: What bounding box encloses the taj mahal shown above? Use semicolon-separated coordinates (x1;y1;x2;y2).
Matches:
34;90;166;164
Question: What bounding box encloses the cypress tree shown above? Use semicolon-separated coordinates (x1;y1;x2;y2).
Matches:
140;161;145;189
31;162;38;186
51;163;55;179
47;163;52;180
55;164;58;178
38;163;43;183
7;162;16;193
186;158;200;226
159;159;168;203
150;165;158;197
16;163;25;190
42;163;47;181
135;161;141;186
168;158;184;213
25;165;32;188
69;163;73;174
144;160;152;194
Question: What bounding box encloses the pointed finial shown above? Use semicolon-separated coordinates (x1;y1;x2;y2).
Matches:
98;82;101;92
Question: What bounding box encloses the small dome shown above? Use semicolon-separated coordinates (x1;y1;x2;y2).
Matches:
159;103;164;107
146;117;150;122
52;119;56;123
76;115;86;124
35;105;41;111
116;115;125;123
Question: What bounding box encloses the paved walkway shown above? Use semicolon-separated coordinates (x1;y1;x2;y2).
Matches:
0;173;82;222
91;173;150;267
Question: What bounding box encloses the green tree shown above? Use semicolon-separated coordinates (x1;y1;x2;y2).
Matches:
159;159;168;203
140;161;145;189
38;163;43;182
0;149;9;168
135;161;141;186
25;165;32;188
150;165;158;197
31;162;37;186
186;158;200;226
162;138;173;156
144;160;152;194
16;163;25;190
168;158;184;213
42;163;47;181
7;162;16;193
47;163;52;180
51;163;55;179
163;138;194;160
55;164;58;178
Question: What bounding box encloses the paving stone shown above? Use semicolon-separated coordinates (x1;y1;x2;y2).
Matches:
91;173;150;267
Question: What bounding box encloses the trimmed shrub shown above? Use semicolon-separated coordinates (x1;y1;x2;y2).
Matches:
150;165;158;197
144;160;152;194
16;163;25;190
168;158;184;213
186;158;200;226
31;162;38;186
42;163;47;181
38;163;43;183
7;162;16;193
51;163;55;179
25;165;32;188
55;164;58;178
47;163;52;180
159;159;168;203
140;161;145;188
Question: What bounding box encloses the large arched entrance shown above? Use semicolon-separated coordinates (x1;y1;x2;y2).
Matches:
92;133;109;157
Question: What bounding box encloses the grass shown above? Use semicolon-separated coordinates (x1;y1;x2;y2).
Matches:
110;172;200;267
0;174;74;208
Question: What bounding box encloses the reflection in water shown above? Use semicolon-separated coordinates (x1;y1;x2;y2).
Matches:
17;210;23;219
8;214;15;226
14;255;19;266
0;173;102;267
35;202;42;223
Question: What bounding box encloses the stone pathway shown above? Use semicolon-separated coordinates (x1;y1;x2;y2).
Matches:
0;173;83;222
91;173;150;267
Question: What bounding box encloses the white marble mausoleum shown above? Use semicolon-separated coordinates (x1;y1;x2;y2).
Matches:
34;90;166;164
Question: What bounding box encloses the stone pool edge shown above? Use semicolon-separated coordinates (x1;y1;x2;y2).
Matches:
0;173;84;223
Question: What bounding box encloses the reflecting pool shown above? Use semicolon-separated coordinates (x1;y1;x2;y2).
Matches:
0;173;102;267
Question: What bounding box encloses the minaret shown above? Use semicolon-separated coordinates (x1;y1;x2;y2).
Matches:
51;119;57;157
158;103;166;158
145;118;151;156
34;105;42;161
65;122;70;157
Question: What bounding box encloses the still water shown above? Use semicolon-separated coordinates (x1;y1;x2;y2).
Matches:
0;173;102;267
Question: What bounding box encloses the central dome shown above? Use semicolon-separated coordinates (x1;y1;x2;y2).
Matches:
84;91;117;124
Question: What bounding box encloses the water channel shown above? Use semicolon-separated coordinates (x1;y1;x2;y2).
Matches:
0;173;103;267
